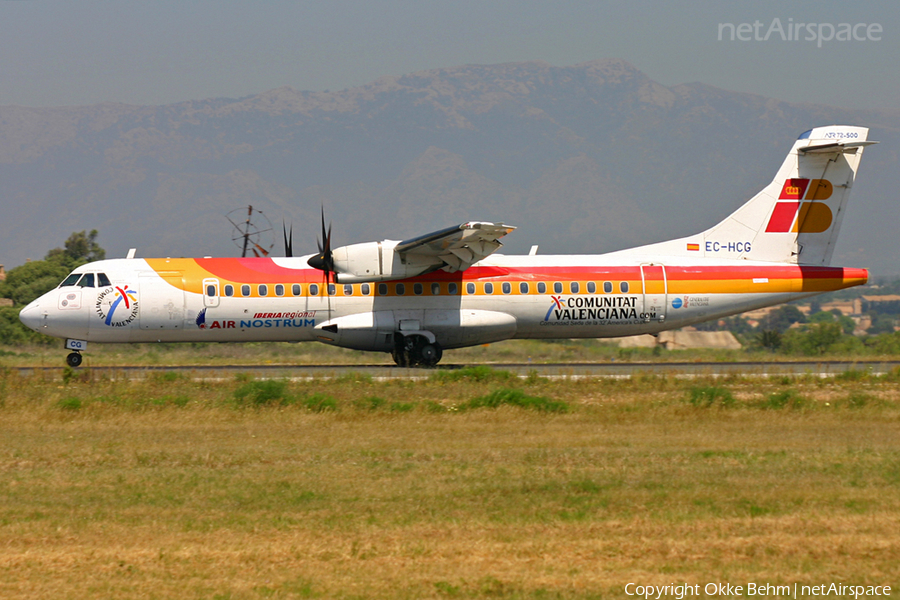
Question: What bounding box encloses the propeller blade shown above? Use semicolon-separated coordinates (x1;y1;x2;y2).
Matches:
283;221;293;258
309;206;337;286
320;208;328;252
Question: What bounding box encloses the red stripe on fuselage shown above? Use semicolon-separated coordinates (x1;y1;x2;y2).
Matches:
188;258;864;286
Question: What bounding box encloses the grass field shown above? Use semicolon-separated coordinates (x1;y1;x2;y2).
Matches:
1;367;899;599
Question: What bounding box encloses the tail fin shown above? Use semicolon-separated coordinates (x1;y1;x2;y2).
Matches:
636;126;876;265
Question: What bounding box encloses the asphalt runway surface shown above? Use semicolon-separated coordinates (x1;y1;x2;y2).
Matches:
13;360;900;379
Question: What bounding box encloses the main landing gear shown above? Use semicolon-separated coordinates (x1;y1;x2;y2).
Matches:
391;334;443;368
66;352;83;368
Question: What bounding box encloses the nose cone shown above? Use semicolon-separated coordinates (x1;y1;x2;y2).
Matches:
19;301;44;331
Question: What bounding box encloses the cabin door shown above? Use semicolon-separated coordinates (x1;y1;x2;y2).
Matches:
139;272;186;330
639;264;667;324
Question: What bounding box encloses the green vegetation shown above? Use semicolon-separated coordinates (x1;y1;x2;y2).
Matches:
460;387;569;413
686;385;736;407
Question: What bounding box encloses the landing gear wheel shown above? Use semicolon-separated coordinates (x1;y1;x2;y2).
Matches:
392;335;443;368
66;352;83;368
391;348;411;367
418;343;443;367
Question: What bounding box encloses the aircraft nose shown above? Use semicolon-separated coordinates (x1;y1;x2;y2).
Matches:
18;301;44;331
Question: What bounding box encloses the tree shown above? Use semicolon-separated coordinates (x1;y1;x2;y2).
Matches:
44;229;105;269
0;260;69;306
782;322;844;355
756;329;782;352
0;230;106;307
868;314;896;335
762;305;807;333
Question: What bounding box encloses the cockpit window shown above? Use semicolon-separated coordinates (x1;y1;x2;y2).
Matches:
97;273;112;287
77;273;95;288
59;273;82;287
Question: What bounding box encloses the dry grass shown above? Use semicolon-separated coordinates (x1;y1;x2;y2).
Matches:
1;369;899;598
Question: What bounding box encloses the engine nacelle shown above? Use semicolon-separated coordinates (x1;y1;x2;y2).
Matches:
313;309;517;352
330;240;441;283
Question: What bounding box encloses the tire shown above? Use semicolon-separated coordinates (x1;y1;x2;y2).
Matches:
418;343;442;367
66;352;83;368
391;348;410;367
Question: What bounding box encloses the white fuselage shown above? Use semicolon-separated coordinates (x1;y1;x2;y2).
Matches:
19;253;865;354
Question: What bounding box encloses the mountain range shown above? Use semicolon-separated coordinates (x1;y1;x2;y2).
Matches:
1;59;898;275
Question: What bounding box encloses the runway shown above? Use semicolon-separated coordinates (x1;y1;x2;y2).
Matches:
13;360;900;379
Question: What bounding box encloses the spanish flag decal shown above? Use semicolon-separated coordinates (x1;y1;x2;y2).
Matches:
687;243;700;251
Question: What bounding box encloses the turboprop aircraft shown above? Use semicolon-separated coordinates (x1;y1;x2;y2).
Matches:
19;125;875;367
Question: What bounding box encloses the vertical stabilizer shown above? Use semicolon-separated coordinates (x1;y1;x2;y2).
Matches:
631;126;875;265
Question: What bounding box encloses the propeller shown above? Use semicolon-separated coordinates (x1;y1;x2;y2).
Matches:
307;207;337;316
307;207;336;284
283;220;293;258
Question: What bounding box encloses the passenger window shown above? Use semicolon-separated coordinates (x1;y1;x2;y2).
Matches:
448;282;458;295
328;284;336;296
206;284;217;297
309;284;319;296
59;273;81;287
537;282;547;294
241;284;251;297
620;281;629;293
97;273;112;287
77;273;95;288
396;283;405;295
603;281;613;294
466;282;475;295
258;285;268;297
502;282;511;294
225;285;234;297
344;284;353;296
292;284;301;296
553;282;562;294
361;283;371;295
378;283;388;296
431;283;440;295
519;282;529;294
414;283;423;295
275;284;285;297
484;283;494;294
587;282;596;294
570;282;579;294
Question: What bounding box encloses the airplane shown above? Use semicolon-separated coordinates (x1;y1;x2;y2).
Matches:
19;125;875;368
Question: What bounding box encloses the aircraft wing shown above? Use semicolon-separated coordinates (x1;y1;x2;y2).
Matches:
395;221;516;272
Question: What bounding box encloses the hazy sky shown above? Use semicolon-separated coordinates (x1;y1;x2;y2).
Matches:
1;0;898;110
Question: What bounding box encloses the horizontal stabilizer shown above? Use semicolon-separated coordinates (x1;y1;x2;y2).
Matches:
799;140;878;154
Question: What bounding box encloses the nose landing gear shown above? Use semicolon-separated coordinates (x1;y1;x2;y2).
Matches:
391;334;442;367
66;352;83;368
63;340;88;368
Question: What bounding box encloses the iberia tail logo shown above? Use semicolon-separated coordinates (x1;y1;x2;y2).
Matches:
765;179;834;233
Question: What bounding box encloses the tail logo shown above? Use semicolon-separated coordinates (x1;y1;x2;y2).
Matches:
766;179;834;233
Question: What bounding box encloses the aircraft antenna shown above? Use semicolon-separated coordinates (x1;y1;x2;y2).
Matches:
225;205;275;257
